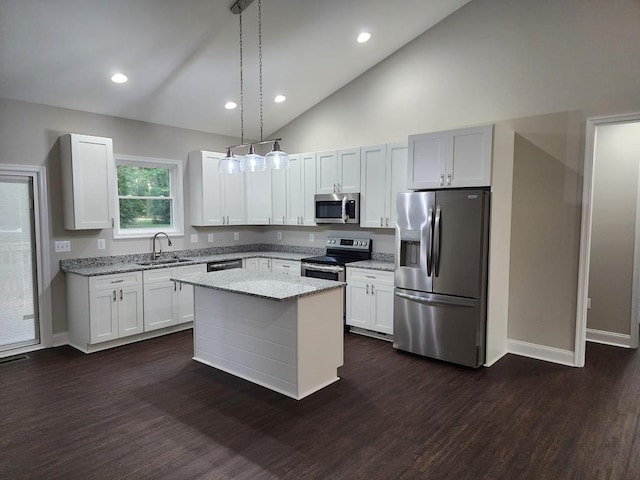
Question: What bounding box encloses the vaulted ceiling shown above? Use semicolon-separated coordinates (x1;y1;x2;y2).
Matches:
0;0;472;139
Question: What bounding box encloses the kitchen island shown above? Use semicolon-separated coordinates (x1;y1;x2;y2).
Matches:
171;269;346;400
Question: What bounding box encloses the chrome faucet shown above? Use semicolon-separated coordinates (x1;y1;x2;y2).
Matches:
152;232;172;260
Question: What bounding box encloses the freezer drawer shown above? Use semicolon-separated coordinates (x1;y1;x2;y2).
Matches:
393;288;485;368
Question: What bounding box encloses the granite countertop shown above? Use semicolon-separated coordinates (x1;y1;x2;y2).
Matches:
62;251;311;277
171;269;346;301
347;260;395;272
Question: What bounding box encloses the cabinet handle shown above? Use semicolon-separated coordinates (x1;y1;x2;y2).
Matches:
371;284;375;295
282;264;290;269
440;174;445;186
112;290;116;302
380;217;383;227
366;284;369;295
222;216;226;225
366;275;376;279
174;281;177;291
227;216;230;224
180;283;183;291
337;182;341;192
268;217;271;224
110;279;124;284
446;173;451;186
386;217;389;227
120;289;123;300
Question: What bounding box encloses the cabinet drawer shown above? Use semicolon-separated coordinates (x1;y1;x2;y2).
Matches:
174;264;205;276
143;268;174;283
347;268;394;285
90;271;142;291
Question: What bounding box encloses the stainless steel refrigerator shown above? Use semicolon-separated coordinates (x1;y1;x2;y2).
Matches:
394;189;490;368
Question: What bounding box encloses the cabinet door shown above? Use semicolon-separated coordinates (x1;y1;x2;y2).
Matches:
175;264;205;324
286;154;303;225
338;147;361;193
143;281;178;331
118;285;144;337
316;150;338;194
89;289;118;343
222;172;246;224
243;258;259;271
245;170;272;225
371;281;394;335
61;134;114;230
201;152;225;225
449;125;493;188
408;131;448;190
386;142;408;228
301;152;317;225
258;258;271;272
345;279;370;329
360;144;387;228
271;168;287;224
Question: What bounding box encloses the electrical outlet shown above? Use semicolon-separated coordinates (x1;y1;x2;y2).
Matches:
54;240;71;253
309;233;314;242
208;233;214;243
277;231;282;241
191;234;198;243
587;297;591;309
234;232;239;241
97;238;105;250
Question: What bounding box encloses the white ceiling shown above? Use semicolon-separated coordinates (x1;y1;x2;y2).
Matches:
0;0;471;140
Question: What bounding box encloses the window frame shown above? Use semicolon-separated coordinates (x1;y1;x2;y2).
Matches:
113;154;184;239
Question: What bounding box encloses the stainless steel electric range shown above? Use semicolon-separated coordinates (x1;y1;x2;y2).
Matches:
300;236;372;282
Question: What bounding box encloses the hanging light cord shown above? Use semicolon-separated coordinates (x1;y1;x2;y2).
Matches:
239;4;244;145
258;0;263;142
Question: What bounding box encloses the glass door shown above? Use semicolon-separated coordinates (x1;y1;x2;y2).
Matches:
0;175;39;351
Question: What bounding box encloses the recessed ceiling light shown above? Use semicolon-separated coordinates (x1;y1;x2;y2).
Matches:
111;73;128;84
274;95;286;103
356;32;371;43
225;101;237;110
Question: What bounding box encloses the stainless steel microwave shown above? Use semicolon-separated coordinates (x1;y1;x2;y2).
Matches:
314;193;360;224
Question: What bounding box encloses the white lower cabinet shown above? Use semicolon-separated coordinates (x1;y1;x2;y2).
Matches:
243;257;272;272
67;271;143;350
346;268;394;335
271;259;301;276
143;264;205;332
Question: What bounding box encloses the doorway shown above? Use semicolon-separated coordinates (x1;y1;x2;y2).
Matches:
576;113;640;367
0;166;51;357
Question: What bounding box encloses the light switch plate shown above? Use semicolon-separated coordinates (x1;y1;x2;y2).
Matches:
191;234;198;243
55;240;71;253
208;233;214;243
234;232;239;241
97;238;105;250
277;231;282;241
309;233;314;242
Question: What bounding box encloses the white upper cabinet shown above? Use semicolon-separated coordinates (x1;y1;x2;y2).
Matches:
60;133;115;230
360;143;408;229
408;125;493;189
316;147;361;194
271;168;287;225
189;150;246;226
287;153;316;226
245;169;272;225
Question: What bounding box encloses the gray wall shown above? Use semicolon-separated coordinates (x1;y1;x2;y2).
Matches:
588;122;640;335
272;0;640;354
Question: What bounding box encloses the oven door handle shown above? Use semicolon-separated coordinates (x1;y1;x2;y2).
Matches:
301;263;344;273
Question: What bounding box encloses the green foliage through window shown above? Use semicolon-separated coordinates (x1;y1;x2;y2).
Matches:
116;164;172;229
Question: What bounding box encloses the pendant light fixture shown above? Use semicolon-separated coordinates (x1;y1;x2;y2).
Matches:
220;0;289;174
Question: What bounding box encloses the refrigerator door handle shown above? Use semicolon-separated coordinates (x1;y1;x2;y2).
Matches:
425;207;434;276
433;205;442;277
395;291;476;308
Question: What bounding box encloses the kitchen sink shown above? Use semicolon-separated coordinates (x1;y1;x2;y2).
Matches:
136;258;193;266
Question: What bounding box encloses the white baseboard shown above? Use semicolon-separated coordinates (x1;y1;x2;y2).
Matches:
586;328;632;348
53;332;69;347
507;339;576;367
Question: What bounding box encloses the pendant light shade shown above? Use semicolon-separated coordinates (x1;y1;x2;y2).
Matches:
219;147;241;174
265;140;290;170
240;144;266;172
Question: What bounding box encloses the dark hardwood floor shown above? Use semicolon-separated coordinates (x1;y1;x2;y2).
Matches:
2;331;639;479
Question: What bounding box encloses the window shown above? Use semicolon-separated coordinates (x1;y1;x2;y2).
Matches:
113;155;183;239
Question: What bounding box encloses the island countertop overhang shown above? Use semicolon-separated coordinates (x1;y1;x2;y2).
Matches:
171;269;345;302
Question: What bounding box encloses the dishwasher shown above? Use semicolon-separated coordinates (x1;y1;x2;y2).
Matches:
206;259;243;272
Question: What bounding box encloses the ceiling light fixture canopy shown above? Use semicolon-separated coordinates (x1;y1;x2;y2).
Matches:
220;0;289;174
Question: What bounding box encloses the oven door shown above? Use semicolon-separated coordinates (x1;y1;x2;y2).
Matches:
301;263;345;282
